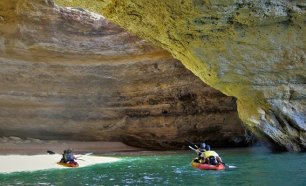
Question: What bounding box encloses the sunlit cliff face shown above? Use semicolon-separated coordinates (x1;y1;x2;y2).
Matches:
56;0;306;151
0;0;250;149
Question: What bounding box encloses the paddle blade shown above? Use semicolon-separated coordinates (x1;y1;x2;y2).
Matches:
47;150;56;154
221;162;237;169
224;164;237;169
227;165;237;169
75;152;93;158
84;152;93;156
188;146;197;152
185;140;199;149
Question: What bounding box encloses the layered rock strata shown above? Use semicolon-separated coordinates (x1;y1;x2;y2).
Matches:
0;0;250;149
56;0;306;151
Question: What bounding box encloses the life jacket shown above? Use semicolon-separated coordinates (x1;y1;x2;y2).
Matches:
197;149;205;157
66;152;75;161
203;151;220;165
203;150;219;158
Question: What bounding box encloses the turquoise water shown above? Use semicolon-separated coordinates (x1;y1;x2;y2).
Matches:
1;147;306;186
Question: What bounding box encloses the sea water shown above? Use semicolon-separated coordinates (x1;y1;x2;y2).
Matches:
0;147;306;186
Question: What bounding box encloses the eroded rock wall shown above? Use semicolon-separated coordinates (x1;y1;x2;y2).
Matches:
0;0;249;149
56;0;306;151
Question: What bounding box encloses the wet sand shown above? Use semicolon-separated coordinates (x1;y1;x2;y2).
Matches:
0;137;146;155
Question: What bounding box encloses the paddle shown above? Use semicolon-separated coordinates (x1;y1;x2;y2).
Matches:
185;140;199;149
74;153;93;161
188;145;197;152
75;152;93;159
47;150;92;156
46;150;92;161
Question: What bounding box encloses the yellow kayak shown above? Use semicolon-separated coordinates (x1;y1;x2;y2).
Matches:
57;162;79;168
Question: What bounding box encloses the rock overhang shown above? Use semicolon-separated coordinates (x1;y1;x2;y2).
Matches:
54;0;306;151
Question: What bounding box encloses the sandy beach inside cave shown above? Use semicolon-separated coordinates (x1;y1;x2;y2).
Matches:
0;137;146;173
0;154;119;174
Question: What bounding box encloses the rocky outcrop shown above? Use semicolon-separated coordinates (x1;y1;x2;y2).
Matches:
0;0;250;149
56;0;306;151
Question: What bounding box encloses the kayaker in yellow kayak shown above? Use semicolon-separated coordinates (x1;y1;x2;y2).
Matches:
59;149;77;165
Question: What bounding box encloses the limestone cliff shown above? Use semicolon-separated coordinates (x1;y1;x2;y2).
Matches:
0;0;250;149
56;0;306;151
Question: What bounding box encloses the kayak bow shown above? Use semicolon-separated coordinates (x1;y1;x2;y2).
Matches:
57;162;79;168
191;159;225;170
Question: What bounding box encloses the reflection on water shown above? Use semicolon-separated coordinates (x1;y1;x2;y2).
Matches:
1;147;306;185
